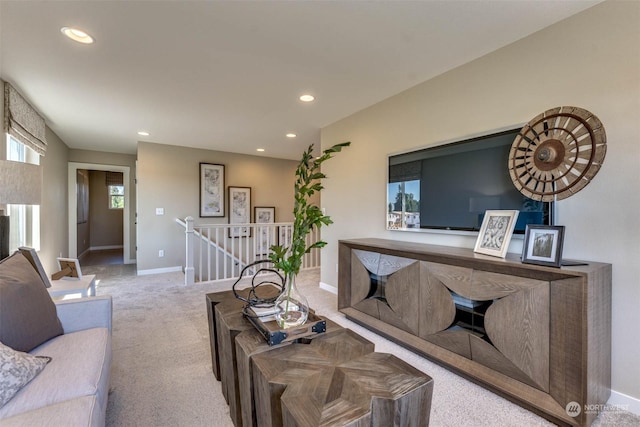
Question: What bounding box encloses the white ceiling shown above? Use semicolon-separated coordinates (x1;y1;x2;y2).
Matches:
0;1;602;160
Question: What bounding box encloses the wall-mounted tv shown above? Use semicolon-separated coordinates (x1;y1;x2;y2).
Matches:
387;127;553;233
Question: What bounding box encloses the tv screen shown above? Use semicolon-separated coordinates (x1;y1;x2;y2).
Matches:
387;128;553;233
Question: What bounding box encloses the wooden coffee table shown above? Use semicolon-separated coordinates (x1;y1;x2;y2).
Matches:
206;287;434;427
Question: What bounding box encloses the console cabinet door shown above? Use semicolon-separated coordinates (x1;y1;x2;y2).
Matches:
350;252;551;392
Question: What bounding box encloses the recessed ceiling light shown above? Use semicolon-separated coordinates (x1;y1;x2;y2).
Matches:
137;131;150;136
299;94;315;102
257;148;265;152
286;133;297;138
61;27;94;44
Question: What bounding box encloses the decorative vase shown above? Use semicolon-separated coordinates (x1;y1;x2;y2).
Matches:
274;273;309;329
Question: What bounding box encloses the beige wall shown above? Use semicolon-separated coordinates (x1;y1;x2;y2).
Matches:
136;141;298;272
321;1;640;401
39;127;70;274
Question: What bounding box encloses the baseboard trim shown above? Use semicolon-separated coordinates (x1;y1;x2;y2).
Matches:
77;248;90;260
608;390;640;415
319;281;337;294
137;266;183;276
89;245;124;251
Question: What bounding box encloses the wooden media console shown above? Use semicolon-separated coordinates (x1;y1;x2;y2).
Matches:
338;238;611;427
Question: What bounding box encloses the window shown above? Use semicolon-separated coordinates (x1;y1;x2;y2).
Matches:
109;185;125;209
387;180;420;229
6;135;41;251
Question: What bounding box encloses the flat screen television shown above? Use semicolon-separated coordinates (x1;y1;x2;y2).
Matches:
387;127;553;233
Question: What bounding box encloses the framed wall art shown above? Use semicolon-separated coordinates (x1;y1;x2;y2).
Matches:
255;206;275;256
278;225;292;248
229;186;251;237
473;210;519;258
200;163;225;217
521;225;565;267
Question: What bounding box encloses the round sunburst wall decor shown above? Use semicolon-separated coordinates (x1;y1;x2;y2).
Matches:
508;106;607;201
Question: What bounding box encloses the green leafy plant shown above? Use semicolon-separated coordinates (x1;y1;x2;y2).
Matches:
269;141;351;279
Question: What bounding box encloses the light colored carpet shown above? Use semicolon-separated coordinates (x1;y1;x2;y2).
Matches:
87;266;639;427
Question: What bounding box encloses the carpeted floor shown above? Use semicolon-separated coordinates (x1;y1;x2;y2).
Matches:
86;265;639;427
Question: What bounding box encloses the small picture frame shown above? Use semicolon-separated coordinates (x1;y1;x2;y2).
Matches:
55;257;83;280
254;207;276;256
229;186;251;238
200;163;225;217
474;210;519;258
521;225;565;267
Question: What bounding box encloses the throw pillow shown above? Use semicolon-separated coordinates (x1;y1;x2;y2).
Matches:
0;340;51;408
0;252;63;352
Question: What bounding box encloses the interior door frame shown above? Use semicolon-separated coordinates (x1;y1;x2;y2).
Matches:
68;162;132;263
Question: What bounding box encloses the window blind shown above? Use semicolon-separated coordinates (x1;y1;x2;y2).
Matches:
105;171;124;186
388;160;421;183
3;82;47;156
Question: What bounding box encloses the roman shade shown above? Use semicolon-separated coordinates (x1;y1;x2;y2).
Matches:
105;171;123;186
3;82;47;156
0;160;42;205
388;160;421;183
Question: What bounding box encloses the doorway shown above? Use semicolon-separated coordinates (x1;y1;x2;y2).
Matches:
68;162;133;264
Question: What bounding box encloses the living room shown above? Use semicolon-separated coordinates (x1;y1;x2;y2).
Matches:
1;1;639;426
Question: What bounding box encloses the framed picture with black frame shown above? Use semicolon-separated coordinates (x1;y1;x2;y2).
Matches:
254;206;275;256
229;186;251;238
278;225;292;248
521;224;565;267
199;163;225;217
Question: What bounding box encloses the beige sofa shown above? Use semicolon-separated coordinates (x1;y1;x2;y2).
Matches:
0;296;112;426
0;251;112;427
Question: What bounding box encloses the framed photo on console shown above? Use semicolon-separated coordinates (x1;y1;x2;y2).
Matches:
474;210;519;258
521;225;565;267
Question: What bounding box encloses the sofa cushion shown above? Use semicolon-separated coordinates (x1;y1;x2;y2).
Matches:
0;341;51;409
0;252;63;352
0;327;111;420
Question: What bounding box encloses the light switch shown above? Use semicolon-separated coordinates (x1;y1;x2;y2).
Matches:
156;208;164;215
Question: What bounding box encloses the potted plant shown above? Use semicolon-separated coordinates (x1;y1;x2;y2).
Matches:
269;141;350;328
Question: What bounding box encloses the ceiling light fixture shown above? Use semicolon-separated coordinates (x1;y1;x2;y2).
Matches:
137;131;150;136
257;148;265;152
286;133;296;138
61;27;94;44
299;94;315;102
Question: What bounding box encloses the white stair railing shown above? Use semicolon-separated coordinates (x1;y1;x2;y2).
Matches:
176;217;321;285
